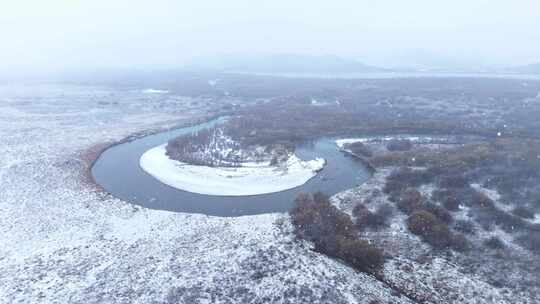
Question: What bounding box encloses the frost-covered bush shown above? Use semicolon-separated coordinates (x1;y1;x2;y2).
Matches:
433;188;462;211
396;188;424;214
454;219;476;235
291;192;356;245
384;167;433;196
166;127;289;167
336;236;385;271
355;203;394;230
471;194;527;232
422;222;453;249
290;192;385;272
407;210;440;235
442;195;461;211
291;192;358;254
450;233;470;252
166;128;244;167
376;203;395;219
470;191;495;209
407;210;464;250
352;202;368;218
484;236;506;249
423;202;453;224
383;180;406;196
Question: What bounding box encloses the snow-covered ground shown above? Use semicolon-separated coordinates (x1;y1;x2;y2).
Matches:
0;84;413;304
140;144;325;196
1;84;537;304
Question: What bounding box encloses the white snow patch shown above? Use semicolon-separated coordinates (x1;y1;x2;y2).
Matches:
142;88;169;94
531;214;540;224
140;144;325;196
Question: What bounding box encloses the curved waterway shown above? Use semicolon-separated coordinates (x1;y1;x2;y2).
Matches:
91;118;371;216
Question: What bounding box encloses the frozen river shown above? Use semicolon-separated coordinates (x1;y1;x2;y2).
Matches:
91;117;371;216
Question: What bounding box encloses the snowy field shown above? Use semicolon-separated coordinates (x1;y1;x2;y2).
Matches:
0;84;536;303
140;144;325;196
0;84;412;304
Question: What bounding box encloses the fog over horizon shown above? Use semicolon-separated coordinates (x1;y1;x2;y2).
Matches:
2;0;540;74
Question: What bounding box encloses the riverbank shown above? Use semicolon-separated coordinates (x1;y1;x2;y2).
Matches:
140;144;325;196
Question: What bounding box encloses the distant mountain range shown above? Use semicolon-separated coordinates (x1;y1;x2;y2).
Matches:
185;54;387;73
185;54;540;75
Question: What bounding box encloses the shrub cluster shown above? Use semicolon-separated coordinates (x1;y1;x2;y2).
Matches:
423;202;453;224
383;167;433;196
470;191;495;209
432;188;462;211
454;219;476;235
396;188;424;214
290;192;385;272
166;128;244;167
442;196;461;211
484;236;506;249
384;178;463;251
407;210;467;251
450;233;470;251
394;188;454;224
469;189;528;232
354;203;394;230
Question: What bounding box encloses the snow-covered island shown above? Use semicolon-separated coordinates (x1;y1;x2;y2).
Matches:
139;128;325;196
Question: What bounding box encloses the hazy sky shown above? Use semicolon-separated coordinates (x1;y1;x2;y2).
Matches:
2;0;540;71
